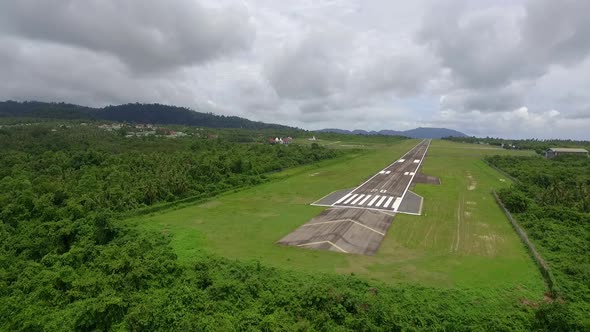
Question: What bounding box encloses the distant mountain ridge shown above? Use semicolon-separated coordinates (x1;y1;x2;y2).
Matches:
317;127;467;139
0;101;295;130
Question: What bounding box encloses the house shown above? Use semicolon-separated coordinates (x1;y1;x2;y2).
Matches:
545;148;589;158
268;137;291;145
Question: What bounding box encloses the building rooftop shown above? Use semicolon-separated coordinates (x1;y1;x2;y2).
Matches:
548;148;589;153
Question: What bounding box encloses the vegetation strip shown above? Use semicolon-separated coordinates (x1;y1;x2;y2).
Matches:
493;191;556;295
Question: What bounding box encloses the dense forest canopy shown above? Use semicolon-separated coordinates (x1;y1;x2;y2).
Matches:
488;154;590;330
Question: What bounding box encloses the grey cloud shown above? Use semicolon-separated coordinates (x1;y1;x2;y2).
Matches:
419;0;590;91
565;111;590;120
358;54;438;97
418;4;533;89
0;38;194;107
521;0;590;66
1;0;589;139
299;95;373;115
0;0;255;73
555;94;590;119
265;28;350;99
441;84;526;112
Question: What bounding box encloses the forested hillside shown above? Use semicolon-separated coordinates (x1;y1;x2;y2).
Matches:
488;154;590;330
0;101;294;130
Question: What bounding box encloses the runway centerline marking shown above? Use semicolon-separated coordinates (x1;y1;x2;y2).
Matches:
330;140;428;206
395;139;431;212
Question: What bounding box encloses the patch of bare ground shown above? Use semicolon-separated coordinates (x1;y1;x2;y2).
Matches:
466;172;477;190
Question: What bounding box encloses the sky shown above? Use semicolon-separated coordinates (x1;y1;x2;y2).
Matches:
1;0;589;139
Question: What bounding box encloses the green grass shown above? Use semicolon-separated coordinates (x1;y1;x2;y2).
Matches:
130;139;546;302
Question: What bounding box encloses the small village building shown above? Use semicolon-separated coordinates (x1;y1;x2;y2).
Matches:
268;137;291;145
545;148;589;158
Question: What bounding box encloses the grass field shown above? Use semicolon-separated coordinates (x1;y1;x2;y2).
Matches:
130;139;546;301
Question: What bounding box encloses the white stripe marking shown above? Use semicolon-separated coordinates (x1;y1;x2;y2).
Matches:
397;139;431;214
392;197;403;210
410;172;415;176
331;140;426;203
334;193;351;205
379;171;385;174
375;196;387;207
385;171;391;174
414;159;420;163
304;220;346;226
350;194;365;205
367;195;380;207
350;220;385;235
384;196;394;208
399;159;405;162
343;194;358;204
358;195;372;205
404;172;409;176
297;241;347;253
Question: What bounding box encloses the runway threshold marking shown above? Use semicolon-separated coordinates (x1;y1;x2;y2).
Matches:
392;197;403;210
334;193;351;205
384;196;394;208
375;196;387;207
358;195;372;205
297;241;348;253
330;139;428;207
367;195;380;206
343;194;358;204
350;194;365;205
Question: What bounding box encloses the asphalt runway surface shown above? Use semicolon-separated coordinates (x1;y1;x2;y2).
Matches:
329;139;430;212
277;208;394;255
280;140;432;255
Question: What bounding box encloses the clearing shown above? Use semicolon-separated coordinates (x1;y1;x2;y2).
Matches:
131;139;545;301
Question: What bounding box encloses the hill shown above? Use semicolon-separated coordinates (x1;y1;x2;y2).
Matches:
0;100;295;130
317;127;467;138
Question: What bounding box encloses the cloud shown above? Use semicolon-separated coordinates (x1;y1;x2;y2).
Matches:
357;53;439;97
520;0;590;66
0;0;255;73
0;0;589;139
0;37;197;106
440;83;528;112
419;1;590;91
265;26;351;99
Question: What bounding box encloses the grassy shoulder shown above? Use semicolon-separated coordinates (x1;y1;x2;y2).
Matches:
130;140;545;300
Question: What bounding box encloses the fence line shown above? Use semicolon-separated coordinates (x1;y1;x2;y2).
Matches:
483;159;521;184
492;191;559;296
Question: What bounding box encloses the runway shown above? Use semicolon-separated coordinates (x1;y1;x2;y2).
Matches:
278;139;433;255
320;139;430;213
